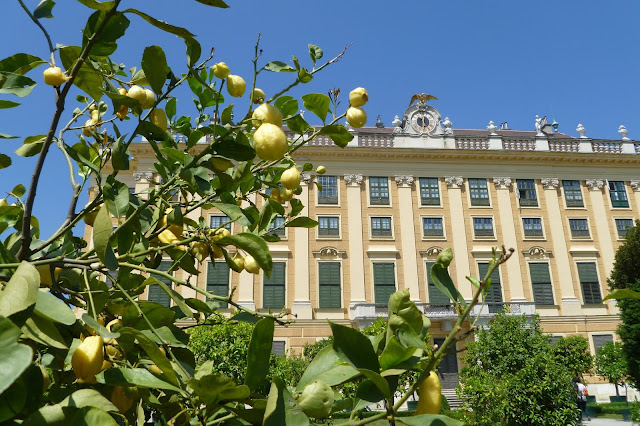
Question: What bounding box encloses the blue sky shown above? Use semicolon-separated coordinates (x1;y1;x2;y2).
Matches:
1;0;640;238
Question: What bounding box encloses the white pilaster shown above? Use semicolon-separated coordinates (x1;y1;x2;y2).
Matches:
345;174;367;315
292;173;312;319
237;193;257;310
395;176;420;301
444;176;472;300
586;179;615;274
133;171;154;199
492;177;526;302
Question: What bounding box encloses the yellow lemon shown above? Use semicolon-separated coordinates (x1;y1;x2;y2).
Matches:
226;75;246;97
280;166;300;190
280;188;294;202
252;103;283;128
82;118;98;137
253;123;288;161
211;244;224;259
251;88;265;104
72;335;104;383
269;188;282;203
316;165;326;175
111;386;133;413
190;241;209;260
211;157;234;172
213;62;230;79
349;87;369;107
232;252;245;271
346;106;367;128
416;371;442;415
43;66;69;86
150;108;168;131
243;255;260;274
84;203;102;226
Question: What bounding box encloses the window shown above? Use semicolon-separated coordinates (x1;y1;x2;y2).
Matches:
373;263;396;304
468;178;490;206
615;219;634;238
426;262;450;305
517;179;538;207
529;263;554;305
592;334;614;353
269;216;286;236
423;217;444;237
569;219;590;238
577;262;602;304
369;177;390;205
318;216;339;237
609;181;629;208
263;262;286;309
318;262;341;308
148;260;172;307
210;215;232;231
420;178;440;205
478;263;503;313
562;180;584;207
371;217;392;237
523;218;543;237
473;217;494;238
317;176;338;205
271;341;286;357
549;336;561;345
207;261;230;308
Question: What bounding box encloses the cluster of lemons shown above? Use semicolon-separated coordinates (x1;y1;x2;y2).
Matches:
346;87;368;128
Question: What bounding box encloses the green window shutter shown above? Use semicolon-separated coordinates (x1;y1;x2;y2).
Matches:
264;262;286;309
149;260;172;307
319;262;341;308
529;263;554;305
373;263;396;304
207;261;230;308
577;263;602;304
592;334;614;353
478;263;503;312
426;262;450;304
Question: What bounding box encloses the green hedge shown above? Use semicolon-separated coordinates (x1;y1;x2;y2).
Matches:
586;402;630;415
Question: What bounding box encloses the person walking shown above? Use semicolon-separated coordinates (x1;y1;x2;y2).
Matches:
575;378;591;422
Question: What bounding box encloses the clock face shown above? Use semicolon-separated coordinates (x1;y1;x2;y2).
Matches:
411;112;437;134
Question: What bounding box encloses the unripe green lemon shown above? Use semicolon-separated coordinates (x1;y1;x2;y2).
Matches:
349;87;369;107
211;157;234;172
252;103;283;128
280;188;294;202
416;371;442;415
150;108;168;131
436;247;453;268
244;255;260;274
226;75;246;97
43;66;69;86
213;62;230;79
269;188;282;203
84;203;102;226
232;252;245;271
316;165;326;175
251;88;265;104
190;241;209;260
346;107;367;128
297;380;334;419
280;166;301;190
209;228;230;242
72;335;105;383
253;123;288;161
211;244;224;259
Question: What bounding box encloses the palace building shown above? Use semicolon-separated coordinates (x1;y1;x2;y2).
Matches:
98;101;640;400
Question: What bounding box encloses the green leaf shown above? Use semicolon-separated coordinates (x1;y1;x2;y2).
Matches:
96;367;181;392
34;291;76;325
244;318;274;391
286;115;311;135
298;68;312;84
93;205;117;270
123;8;195;39
34;0;55;19
318;124;353;148
0;377;27;423
264;378;309;426
76;0;115;10
122;301;175;330
603;288;640;301
15;137;44;157
216;233;273;276
142;46;169;95
22;315;68;349
71;407;117;425
11;184;25;197
0;71;36;97
214;139;256;161
296;345;359;391
59;45;103;100
0;100;20;109
104;90;142;115
0;54;46;75
330;322;381;372
0;133;17;139
0;154;11;169
151;277;193;319
275;97;299;119
81;314;120;340
188;373;250;405
110;136;129;171
263;61;296;73
308;44;323;66
430;263;465;306
379;336;416;370
21;404;66;426
118;327;179;386
0;262;39;317
103;176;130;219
59;389;118;411
0;317;33;395
302;93;330;123
285;217;318;228
165;97;176;119
194;0;229;7
396;415;464;426
83;11;130;56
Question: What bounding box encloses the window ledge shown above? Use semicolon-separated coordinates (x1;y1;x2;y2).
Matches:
370;236;395;241
523;237;547;241
422;236;447;241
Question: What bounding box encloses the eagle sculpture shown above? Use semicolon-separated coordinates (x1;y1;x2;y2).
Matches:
409;93;438;107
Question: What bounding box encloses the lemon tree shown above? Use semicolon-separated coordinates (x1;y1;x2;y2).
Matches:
0;1;512;425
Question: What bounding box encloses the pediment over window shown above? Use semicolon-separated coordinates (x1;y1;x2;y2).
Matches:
312;246;346;260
